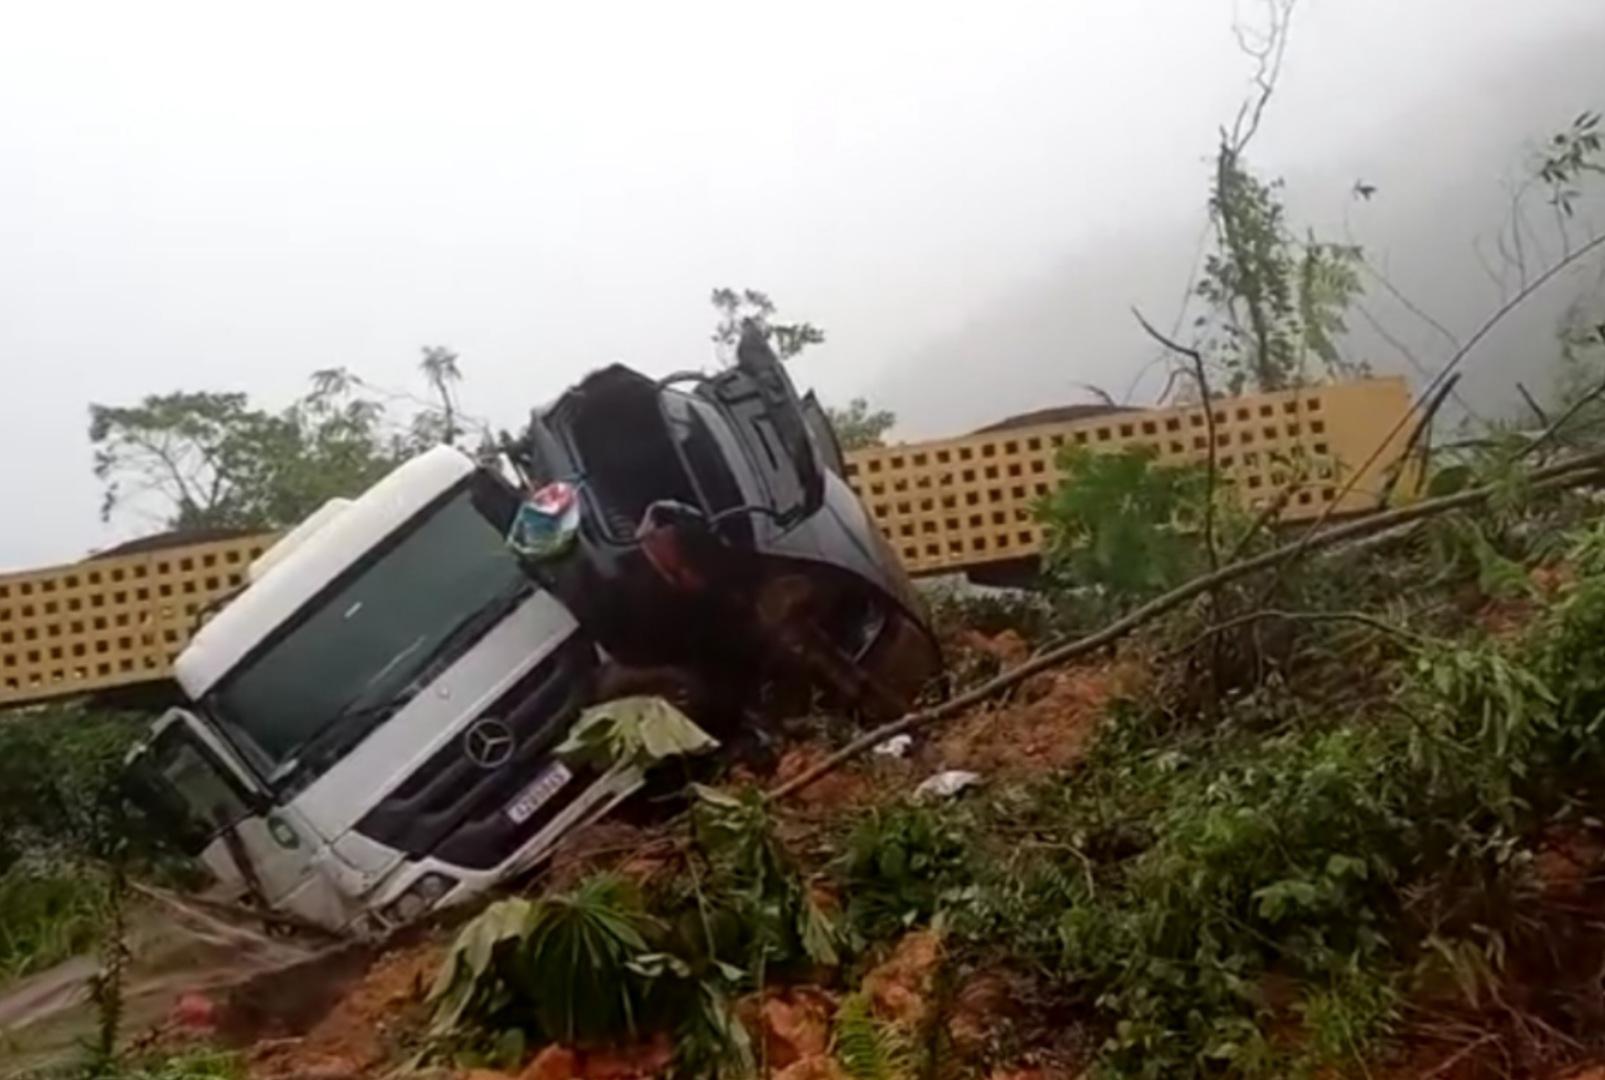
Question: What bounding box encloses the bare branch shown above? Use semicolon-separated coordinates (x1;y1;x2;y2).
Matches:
1515;382;1550;427
1165;607;1423;661
1378;373;1461;508
1471;236;1511;301
1522;374;1605;461
1354;255;1463;353
1070;381;1119;408
1227;0;1296;154
1132;307;1219;571
1287;230;1605;555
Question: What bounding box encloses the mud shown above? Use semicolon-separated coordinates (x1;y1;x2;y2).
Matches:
0;893;320;1079
924;659;1125;781
241;938;442;1079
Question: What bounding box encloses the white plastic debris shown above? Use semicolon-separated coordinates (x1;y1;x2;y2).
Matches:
873;734;914;758
914;769;981;801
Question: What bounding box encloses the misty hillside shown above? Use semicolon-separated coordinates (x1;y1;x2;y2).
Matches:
870;22;1605;438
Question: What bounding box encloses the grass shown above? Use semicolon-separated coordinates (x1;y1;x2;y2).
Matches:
0;867;108;985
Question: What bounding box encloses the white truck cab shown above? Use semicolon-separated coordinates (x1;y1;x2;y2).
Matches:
126;446;639;935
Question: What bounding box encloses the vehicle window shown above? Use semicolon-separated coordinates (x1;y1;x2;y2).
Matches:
159;733;253;835
663;392;748;515
207;476;527;784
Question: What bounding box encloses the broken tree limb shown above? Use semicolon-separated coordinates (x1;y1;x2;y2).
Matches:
1163;608;1426;661
1290;232;1605;555
766;450;1605;801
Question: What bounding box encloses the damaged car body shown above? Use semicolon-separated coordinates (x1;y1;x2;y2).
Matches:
507;325;940;725
121;326;939;936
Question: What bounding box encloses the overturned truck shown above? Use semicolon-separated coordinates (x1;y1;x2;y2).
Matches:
125;328;939;935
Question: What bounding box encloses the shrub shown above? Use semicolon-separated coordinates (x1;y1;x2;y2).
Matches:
1036;446;1216;603
840;803;972;942
0;867;109;982
429;876;673;1050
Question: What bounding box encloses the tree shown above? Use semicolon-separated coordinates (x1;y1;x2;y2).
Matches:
419;346;464;446
825;397;895;450
90;353;471;532
1036;446;1218;603
1196;160;1367;395
708;286;898;451
710;286;825;362
1146;0;1366;398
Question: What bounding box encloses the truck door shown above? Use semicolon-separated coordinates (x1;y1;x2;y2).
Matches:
700;324;826;523
125;710;323;913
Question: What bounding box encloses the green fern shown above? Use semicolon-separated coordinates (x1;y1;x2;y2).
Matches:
833;992;911;1080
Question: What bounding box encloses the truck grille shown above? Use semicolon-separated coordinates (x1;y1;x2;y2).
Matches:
354;636;599;870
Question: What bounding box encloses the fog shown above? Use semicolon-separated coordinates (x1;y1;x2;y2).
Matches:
3;1;1604;568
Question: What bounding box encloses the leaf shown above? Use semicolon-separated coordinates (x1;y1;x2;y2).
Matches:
797;891;841;968
1427;464;1473;497
1252;879;1321;921
1324;854;1368;880
557;696;719;771
833;992;911;1080
690;783;744;810
491;1027;526;1069
429;876;665;1046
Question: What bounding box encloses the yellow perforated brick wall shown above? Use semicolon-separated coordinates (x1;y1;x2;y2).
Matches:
0;533;276;706
841;377;1418;575
0;377;1419;708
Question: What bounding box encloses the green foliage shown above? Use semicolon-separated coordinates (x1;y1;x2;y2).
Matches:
1196;154;1366;394
556;696;719;773
17;1045;241;1080
1036;446;1215;603
425;791;839;1076
86;1048;241;1080
915;516;1605;1077
429;877;670;1048
826;398;896;451
833;991;912;1080
690;785;841;972
1018;723;1408;1077
1421;440;1585;599
0;868;107;982
0;706;174;871
88;390;392;530
841;804;971;941
89;355;470;531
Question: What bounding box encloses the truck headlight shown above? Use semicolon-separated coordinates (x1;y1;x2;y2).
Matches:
386;871;459;924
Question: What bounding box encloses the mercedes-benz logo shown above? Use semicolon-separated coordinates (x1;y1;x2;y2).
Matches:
462;718;515;769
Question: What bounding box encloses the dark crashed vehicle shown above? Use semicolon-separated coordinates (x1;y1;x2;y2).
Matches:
504;326;941;725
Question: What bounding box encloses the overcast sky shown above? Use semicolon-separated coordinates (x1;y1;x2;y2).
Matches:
3;1;1604;569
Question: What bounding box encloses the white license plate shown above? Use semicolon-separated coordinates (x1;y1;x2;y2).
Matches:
505;762;574;824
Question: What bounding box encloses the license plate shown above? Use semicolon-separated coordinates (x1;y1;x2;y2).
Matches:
505;762;574;824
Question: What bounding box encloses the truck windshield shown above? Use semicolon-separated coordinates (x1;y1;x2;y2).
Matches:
206;478;526;784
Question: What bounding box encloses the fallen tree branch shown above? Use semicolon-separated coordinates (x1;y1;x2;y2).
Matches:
1379;372;1461;508
1523;374;1605;462
1287;232;1605;560
767;450;1605;801
1132;306;1220;572
1163;607;1424;661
